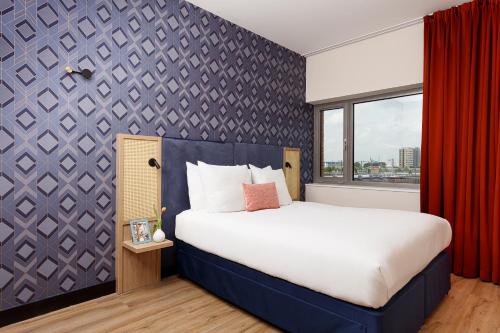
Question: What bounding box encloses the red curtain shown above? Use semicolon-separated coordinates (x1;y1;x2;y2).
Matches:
421;0;500;284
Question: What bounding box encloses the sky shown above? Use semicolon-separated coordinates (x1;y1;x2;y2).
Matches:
323;94;422;163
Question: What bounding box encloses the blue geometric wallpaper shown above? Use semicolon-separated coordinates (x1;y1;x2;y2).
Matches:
0;0;313;310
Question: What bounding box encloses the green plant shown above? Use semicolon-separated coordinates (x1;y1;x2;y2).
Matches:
153;206;166;233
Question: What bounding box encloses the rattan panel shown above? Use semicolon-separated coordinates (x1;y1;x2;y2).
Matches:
123;139;158;221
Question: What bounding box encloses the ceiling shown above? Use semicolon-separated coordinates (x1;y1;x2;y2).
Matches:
186;0;470;56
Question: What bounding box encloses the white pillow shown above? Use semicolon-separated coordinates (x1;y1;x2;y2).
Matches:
248;164;271;170
186;162;205;210
249;166;292;206
248;164;271;182
198;161;251;212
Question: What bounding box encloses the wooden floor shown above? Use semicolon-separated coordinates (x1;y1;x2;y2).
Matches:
1;275;499;333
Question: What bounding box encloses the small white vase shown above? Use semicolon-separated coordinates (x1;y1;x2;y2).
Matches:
153;229;165;243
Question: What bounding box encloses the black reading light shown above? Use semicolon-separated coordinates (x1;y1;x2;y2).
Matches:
65;66;93;80
148;158;161;169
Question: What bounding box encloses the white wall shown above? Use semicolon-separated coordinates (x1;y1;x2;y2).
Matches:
306;184;420;212
306;23;423;104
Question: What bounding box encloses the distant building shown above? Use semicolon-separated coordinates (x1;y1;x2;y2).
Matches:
363;161;385;168
323;161;343;168
369;165;380;174
399;147;421;168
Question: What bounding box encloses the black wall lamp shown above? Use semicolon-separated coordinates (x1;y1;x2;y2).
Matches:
65;66;93;80
148;158;161;169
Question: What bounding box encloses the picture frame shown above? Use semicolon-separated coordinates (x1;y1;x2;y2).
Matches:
129;219;152;244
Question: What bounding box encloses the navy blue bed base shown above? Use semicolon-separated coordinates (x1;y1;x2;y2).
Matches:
177;241;450;333
161;137;451;332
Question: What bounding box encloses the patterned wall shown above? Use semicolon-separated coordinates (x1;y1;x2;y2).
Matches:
0;0;313;310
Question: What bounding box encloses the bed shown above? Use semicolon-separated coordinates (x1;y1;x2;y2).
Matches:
160;137;452;333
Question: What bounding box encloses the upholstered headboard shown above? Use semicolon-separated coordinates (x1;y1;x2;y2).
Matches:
161;138;284;276
234;143;283;169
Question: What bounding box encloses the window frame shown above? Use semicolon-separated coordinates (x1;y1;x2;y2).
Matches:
313;85;423;189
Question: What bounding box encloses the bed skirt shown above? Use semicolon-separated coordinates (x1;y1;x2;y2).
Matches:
176;240;450;333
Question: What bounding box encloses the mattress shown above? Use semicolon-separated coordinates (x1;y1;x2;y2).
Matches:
175;201;452;308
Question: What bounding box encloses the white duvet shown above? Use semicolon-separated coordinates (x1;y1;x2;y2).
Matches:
175;201;452;308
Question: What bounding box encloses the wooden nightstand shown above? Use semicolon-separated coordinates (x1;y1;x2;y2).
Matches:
123;239;173;254
115;134;168;294
117;237;173;294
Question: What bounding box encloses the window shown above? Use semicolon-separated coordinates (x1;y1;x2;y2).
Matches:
314;87;422;187
320;107;344;178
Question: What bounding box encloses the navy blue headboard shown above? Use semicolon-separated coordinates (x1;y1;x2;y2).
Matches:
234;143;283;169
160;138;283;276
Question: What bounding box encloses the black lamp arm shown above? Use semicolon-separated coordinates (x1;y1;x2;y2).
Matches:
65;66;93;79
148;158;161;169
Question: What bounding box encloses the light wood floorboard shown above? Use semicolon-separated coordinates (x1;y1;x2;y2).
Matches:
1;275;499;333
420;274;500;333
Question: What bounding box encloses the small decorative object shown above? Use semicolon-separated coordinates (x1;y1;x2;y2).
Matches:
130;219;152;244
152;206;167;243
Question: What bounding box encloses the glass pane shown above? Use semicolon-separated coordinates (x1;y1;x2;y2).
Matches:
353;94;422;184
321;108;344;178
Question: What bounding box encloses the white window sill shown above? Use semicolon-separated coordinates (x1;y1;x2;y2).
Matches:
306;183;420;193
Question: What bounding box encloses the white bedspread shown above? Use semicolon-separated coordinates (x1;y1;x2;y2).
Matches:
175;201;452;308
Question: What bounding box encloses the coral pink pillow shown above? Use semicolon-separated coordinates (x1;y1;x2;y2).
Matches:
242;183;280;212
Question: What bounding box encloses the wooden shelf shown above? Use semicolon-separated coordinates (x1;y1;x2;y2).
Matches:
123;239;173;254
